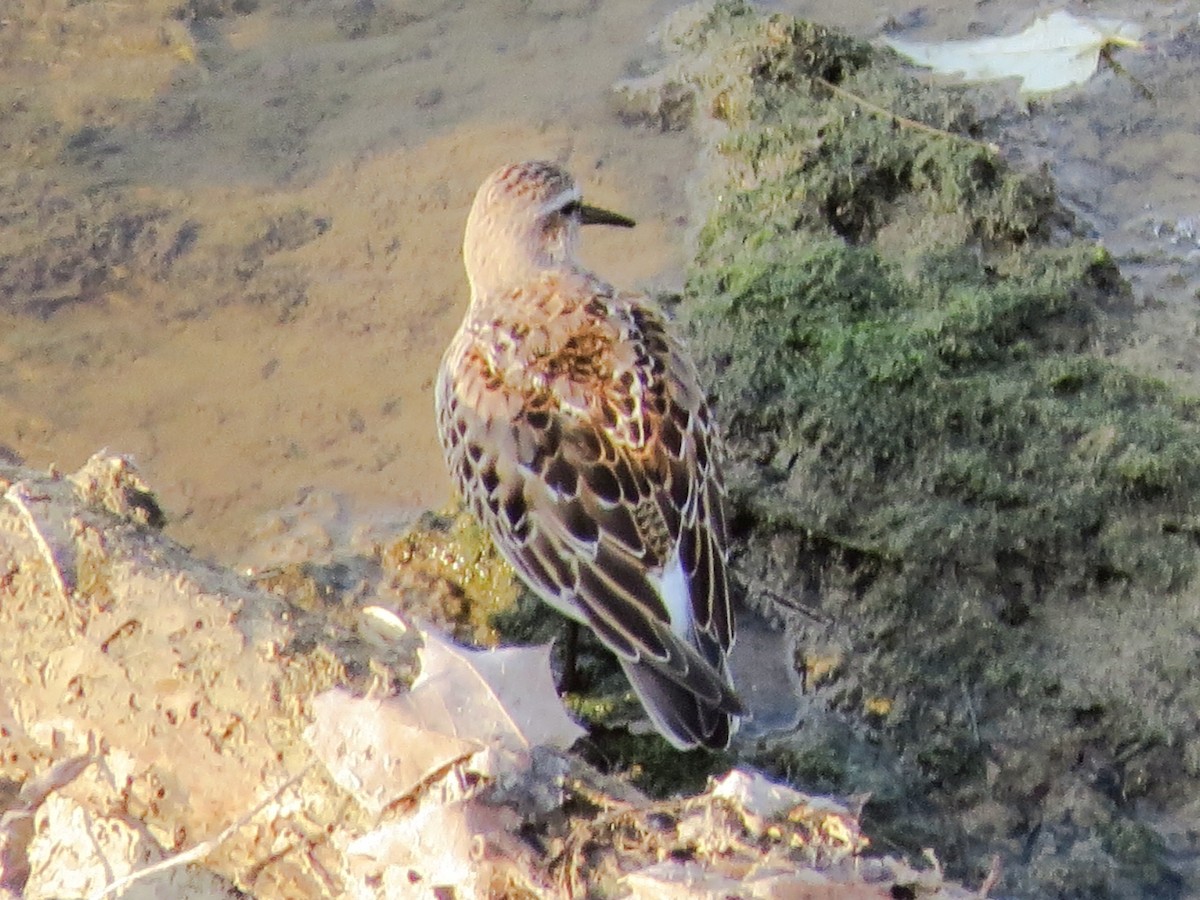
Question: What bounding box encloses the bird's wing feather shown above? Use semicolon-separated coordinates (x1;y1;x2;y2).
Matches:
436;293;737;713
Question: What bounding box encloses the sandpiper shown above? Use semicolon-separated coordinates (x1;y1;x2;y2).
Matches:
435;161;740;749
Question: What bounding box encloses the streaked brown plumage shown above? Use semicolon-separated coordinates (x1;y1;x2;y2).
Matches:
435;161;740;749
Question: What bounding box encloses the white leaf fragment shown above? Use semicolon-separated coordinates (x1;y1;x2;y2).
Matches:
883;10;1141;94
305;627;584;814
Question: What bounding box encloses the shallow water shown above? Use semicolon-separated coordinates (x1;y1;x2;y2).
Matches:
2;0;1199;567
0;0;696;560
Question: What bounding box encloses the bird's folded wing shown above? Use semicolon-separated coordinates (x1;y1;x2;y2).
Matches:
485;389;738;713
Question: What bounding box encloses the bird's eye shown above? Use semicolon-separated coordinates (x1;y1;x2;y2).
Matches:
561;200;581;217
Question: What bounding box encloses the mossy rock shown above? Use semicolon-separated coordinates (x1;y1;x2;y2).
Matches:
652;2;1200;895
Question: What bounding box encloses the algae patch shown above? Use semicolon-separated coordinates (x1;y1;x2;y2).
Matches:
635;2;1200;895
383;507;522;646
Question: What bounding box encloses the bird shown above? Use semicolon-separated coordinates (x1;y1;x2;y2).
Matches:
434;160;741;750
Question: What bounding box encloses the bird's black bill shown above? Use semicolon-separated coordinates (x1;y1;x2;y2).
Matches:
579;202;636;228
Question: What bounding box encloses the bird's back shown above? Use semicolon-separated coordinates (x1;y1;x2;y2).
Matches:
436;271;740;749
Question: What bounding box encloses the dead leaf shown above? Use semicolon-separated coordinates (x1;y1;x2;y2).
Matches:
395;628;585;758
345;800;510;900
0;754;95;893
711;769;822;821
624;861;900;899
709;769;867;855
306;627;584;813
305;690;480;815
622;861;746;899
884;11;1141;94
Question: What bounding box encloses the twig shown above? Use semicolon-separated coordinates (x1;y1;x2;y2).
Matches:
558;793;687;898
978;853;1003;897
760;587;830;624
1099;46;1153;100
87;763;316;900
812;75;1000;153
4;480;75;598
961;678;981;744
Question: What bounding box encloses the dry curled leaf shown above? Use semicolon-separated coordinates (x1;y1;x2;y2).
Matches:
345;799;523;900
710;769;868;856
305;689;480;815
396;627;585;759
306;626;584;813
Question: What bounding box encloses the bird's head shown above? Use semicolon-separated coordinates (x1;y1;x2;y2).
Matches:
462;160;635;298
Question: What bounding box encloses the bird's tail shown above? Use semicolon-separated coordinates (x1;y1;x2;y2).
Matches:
620;656;741;751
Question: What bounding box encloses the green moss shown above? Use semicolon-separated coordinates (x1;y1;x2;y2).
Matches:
755;741;850;794
1098;820;1175;889
384;508;521;645
680;0;1200;702
578;729;733;798
665;2;1200;894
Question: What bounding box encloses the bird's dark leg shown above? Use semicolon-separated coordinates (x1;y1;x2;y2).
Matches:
559;619;581;693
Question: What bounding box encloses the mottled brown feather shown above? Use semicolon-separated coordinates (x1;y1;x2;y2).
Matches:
435;161;740;749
